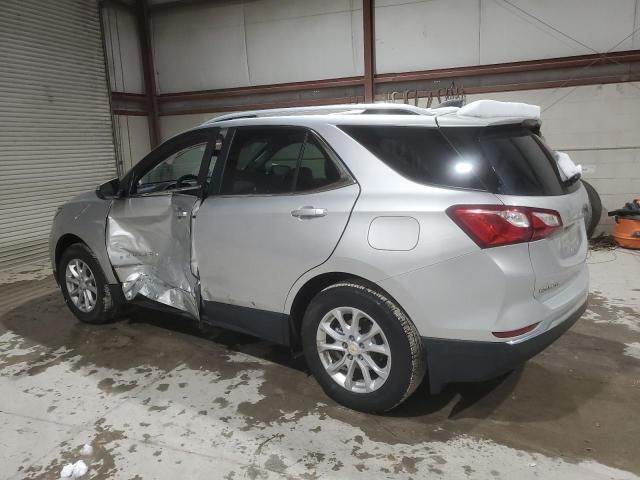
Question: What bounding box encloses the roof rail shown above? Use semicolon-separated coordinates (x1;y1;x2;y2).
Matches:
202;103;432;125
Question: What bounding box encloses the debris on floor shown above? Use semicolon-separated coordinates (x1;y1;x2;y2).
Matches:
80;444;94;456
60;460;88;478
589;235;619;250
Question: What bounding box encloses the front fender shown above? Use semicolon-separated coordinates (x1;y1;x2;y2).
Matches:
49;192;117;284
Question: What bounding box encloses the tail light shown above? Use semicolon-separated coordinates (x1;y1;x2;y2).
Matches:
446;205;562;248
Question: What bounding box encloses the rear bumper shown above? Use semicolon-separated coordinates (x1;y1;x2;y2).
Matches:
423;299;587;393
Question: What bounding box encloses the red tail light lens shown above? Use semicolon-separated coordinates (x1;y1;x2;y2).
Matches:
446;205;562;248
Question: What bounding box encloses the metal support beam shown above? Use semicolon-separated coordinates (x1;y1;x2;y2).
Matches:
375;50;640;84
363;0;375;103
136;0;161;147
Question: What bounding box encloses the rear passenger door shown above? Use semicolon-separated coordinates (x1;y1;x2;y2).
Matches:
193;126;360;343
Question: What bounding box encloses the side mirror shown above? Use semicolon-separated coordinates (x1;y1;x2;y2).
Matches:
96;178;121;199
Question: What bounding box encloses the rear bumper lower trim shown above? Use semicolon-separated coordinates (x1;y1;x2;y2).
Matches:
422;299;587;393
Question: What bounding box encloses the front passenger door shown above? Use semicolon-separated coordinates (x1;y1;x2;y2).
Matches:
106;129;217;318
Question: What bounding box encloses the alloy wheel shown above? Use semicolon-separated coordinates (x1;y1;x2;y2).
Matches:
65;259;98;313
316;306;391;393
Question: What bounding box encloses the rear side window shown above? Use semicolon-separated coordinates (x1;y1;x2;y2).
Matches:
220;127;350;195
340;125;486;190
221;128;304;195
341;125;567;195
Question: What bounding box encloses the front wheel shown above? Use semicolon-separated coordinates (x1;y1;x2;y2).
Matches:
302;280;426;413
58;243;118;324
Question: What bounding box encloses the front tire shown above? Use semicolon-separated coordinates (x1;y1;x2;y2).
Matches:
58;243;118;324
302;280;426;413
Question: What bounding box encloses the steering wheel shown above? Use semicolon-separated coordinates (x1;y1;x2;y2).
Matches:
175;174;198;189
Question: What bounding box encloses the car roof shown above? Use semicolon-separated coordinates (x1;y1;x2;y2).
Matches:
190;102;540;133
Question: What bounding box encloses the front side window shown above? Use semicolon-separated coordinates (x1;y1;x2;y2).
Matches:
220;127;347;195
136;142;207;194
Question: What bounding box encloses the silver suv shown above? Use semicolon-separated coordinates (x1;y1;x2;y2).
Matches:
50;103;589;412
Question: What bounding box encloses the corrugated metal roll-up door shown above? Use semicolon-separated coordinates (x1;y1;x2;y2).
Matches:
0;0;117;270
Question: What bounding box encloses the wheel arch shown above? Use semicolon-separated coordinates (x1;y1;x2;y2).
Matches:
55;234;87;277
287;271;404;352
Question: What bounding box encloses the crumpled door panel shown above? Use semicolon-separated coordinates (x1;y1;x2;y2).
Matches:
106;194;200;318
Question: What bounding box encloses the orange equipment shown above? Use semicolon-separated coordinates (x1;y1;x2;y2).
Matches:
611;199;640;250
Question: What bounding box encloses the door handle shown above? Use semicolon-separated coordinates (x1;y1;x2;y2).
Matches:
291;207;327;219
175;208;189;219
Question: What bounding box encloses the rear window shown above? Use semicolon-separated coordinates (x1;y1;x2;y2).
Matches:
341;125;568;196
340;125;485;191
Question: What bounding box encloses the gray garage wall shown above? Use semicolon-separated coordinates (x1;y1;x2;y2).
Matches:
375;0;640;73
151;0;364;93
102;3;151;175
114;114;151;173
103;3;145;94
149;0;640;93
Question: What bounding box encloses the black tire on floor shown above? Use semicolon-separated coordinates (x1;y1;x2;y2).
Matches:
58;243;119;324
582;179;602;239
301;280;426;413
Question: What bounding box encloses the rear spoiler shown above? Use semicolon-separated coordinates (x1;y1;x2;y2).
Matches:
457;100;540;121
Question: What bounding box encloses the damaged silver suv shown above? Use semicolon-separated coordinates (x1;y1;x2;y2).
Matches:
50;102;589;412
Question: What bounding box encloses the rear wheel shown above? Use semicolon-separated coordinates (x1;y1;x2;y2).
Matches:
581;179;602;239
58;243;118;324
302;280;425;412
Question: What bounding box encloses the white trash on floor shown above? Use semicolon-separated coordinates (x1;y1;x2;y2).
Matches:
79;444;93;456
60;459;88;478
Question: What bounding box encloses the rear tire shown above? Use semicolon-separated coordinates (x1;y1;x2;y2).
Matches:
302;280;425;413
582;179;602;239
58;243;118;324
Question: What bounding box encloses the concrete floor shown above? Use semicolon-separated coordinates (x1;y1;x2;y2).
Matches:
0;248;639;480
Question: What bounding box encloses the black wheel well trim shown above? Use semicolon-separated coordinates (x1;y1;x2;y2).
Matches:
287;271;407;352
54;234;87;279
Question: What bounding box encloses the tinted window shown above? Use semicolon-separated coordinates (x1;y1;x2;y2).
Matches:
341;125;566;195
340;126;485;190
295;136;343;192
136;142;207;193
221;128;347;195
442;126;566;196
221;128;305;195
